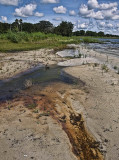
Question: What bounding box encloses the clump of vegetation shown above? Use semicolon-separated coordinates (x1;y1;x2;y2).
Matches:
81;37;100;43
26;103;37;109
6;31;29;43
93;63;99;67
117;70;119;74
78;53;82;58
0;64;2;70
101;64;109;74
114;66;118;70
33;109;39;113
82;61;85;65
112;65;119;74
8;105;13;110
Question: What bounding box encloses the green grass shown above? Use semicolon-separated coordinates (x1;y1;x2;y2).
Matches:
80;37;100;43
26;103;37;109
0;32;102;52
101;64;109;72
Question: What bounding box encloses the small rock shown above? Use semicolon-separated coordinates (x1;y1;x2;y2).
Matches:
19;119;22;122
24;155;28;157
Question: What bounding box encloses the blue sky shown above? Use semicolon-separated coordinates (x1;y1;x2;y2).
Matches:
0;0;119;35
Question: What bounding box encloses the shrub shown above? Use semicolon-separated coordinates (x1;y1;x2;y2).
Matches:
7;32;21;43
114;66;117;70
93;63;98;67
6;31;29;43
81;37;99;43
78;53;82;58
101;64;109;72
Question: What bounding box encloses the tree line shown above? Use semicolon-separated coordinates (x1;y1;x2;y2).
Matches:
0;19;73;37
0;19;118;37
73;30;119;37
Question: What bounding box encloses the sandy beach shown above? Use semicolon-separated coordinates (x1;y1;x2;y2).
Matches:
0;44;119;159
61;45;119;160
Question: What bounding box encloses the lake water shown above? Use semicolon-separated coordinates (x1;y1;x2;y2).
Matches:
88;38;119;57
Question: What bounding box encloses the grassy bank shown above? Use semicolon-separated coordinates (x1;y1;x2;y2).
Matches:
0;32;100;52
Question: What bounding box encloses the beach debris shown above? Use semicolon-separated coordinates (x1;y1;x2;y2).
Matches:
45;63;50;70
24;155;28;157
24;79;33;88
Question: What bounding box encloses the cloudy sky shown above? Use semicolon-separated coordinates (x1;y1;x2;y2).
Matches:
0;0;119;35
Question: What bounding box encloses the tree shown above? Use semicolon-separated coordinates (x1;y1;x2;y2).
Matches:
79;30;85;36
19;19;23;32
97;31;104;37
22;23;34;33
35;21;54;33
0;22;10;33
85;31;97;36
54;21;73;36
15;19;19;31
73;30;85;36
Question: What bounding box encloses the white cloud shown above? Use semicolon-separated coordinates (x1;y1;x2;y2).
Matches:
53;17;63;21
14;4;37;17
79;4;92;16
102;7;118;20
88;0;99;9
97;21;113;30
97;21;106;28
99;2;118;10
69;10;76;16
79;5;103;19
91;11;104;20
78;22;88;29
53;6;67;14
35;12;44;17
106;23;113;28
112;14;119;20
116;24;119;28
41;0;58;3
1;16;7;22
79;1;119;20
78;20;80;23
87;0;118;10
73;25;77;31
0;0;18;6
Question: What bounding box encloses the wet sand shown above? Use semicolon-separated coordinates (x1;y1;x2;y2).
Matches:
0;82;103;160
